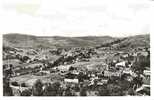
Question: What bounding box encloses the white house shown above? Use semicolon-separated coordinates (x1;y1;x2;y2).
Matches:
64;79;79;84
115;61;126;67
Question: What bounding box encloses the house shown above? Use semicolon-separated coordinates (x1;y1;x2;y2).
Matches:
143;70;150;76
130;71;137;77
140;51;149;57
142;70;150;86
122;53;129;58
97;79;108;85
122;73;133;82
115;61;126;67
72;70;79;75
9;51;16;54
123;68;132;74
88;78;97;86
64;79;79;84
57;65;71;72
104;70;121;77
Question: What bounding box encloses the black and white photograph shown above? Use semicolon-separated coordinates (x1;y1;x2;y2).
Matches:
0;0;153;98
3;33;150;96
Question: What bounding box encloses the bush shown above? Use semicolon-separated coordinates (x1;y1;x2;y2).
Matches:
21;83;27;87
127;88;135;95
21;89;32;96
80;87;87;96
43;83;55;96
43;82;63;96
107;84;124;96
65;86;75;96
32;79;43;96
12;81;19;86
69;66;75;71
98;85;109;96
74;84;80;92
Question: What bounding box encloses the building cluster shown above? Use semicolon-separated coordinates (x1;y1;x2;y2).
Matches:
3;46;150;96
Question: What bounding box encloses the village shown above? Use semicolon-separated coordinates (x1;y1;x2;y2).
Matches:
1;0;152;97
3;43;150;96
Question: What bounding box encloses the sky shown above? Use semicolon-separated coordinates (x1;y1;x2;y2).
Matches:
0;0;152;37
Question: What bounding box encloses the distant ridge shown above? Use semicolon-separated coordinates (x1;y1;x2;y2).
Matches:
3;33;150;49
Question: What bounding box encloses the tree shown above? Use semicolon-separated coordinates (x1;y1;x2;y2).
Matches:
97;85;109;96
43;83;56;96
78;72;84;82
69;66;75;71
32;79;43;96
21;83;27;87
21;56;30;63
74;84;80;92
131;76;143;90
64;86;76;96
118;79;130;91
43;82;63;96
52;82;63;96
21;89;32;96
127;88;135;96
80;87;87;96
107;83;124;96
3;77;13;96
132;55;149;74
11;81;19;86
